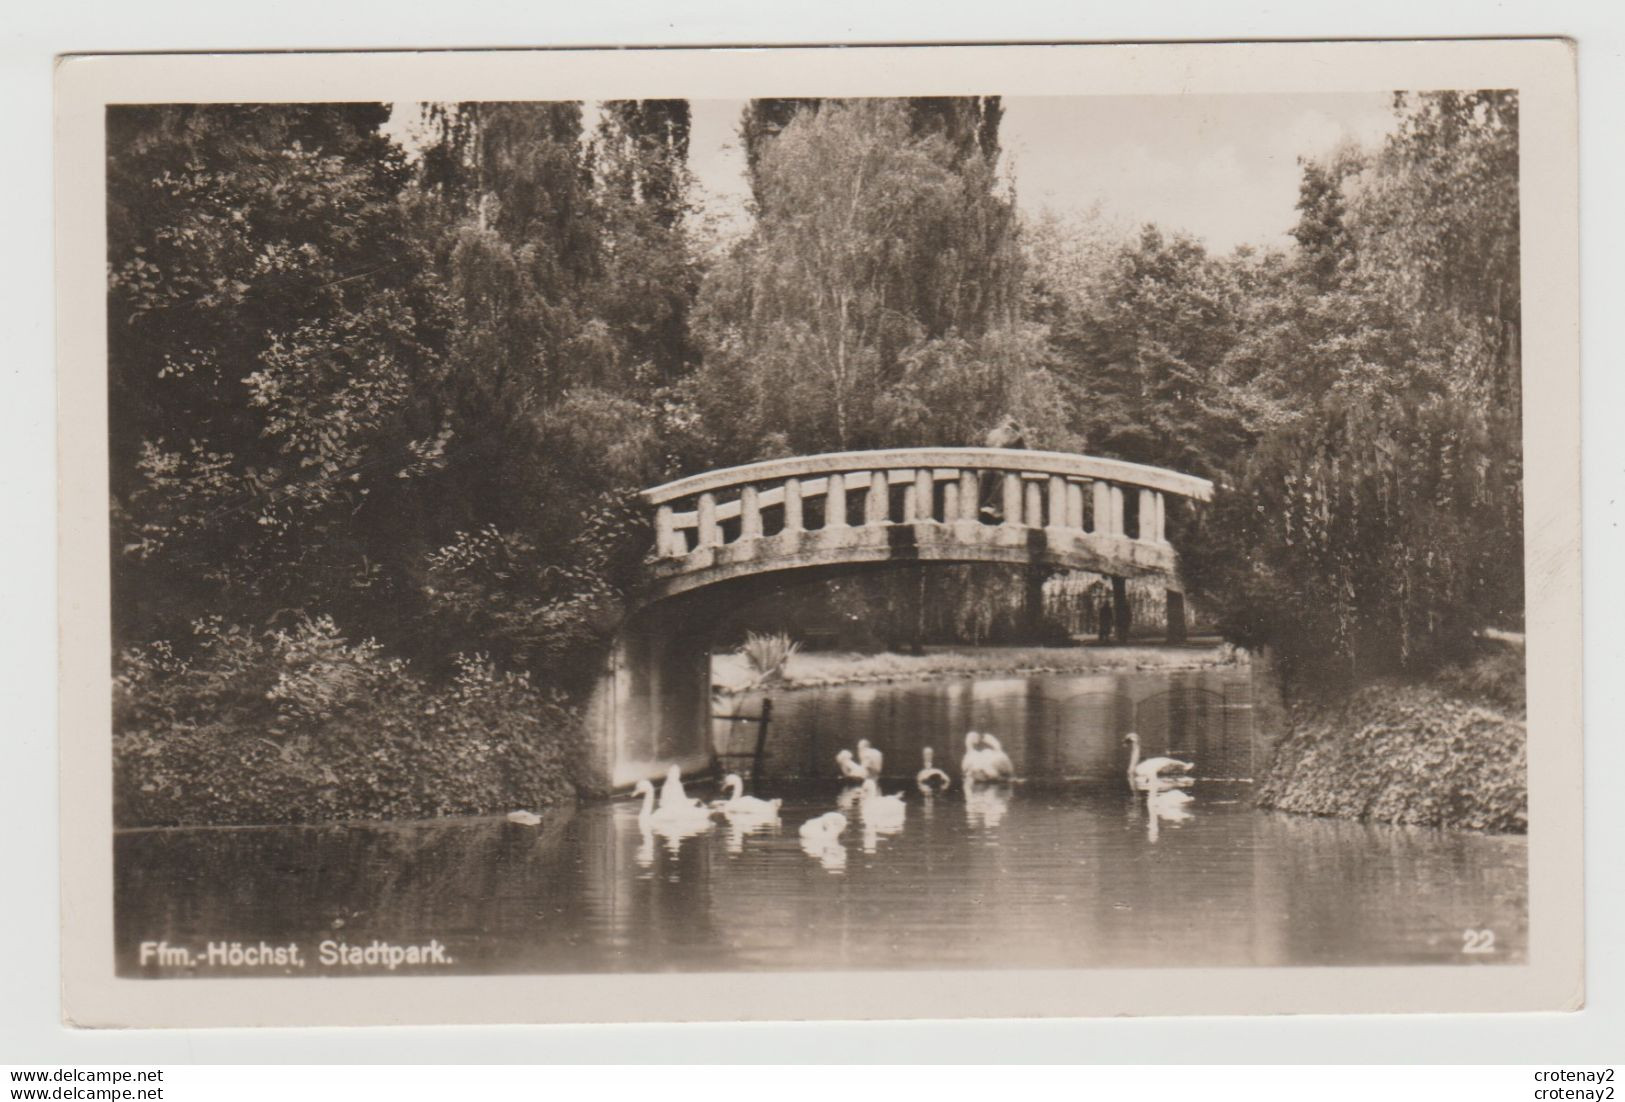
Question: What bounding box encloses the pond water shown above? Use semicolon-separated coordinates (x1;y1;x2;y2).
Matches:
115;667;1528;977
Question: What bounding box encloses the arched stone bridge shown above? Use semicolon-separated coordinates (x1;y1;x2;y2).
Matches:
588;448;1214;789
641;447;1212;603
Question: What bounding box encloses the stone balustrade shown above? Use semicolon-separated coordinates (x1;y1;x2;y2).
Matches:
645;448;1211;569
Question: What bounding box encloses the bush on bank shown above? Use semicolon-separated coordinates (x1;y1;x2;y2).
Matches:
1256;650;1526;834
114;617;580;828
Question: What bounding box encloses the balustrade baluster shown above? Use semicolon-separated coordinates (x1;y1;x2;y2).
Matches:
866;471;890;525
1002;472;1023;526
783;478;803;533
1093;481;1113;535
958;471;979;521
1111;485;1126;537
697;492;720;548
915;469;935;521
655;505;678;557
1025;478;1044;527
1157;491;1167;542
1048;476;1067;530
942;473;960;522
900;472;917;522
1134;489;1154;542
741;485;763;540
825;473;847;529
1066;480;1085;530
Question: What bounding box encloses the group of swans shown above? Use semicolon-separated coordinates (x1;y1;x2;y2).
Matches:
630;764;785;859
620;729;1191;865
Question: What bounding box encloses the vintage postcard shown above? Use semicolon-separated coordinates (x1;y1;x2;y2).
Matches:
56;40;1582;1028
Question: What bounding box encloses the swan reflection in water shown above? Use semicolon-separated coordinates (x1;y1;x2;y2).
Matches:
723;815;780;855
1143;785;1195;843
964;779;1012;833
800;834;848;871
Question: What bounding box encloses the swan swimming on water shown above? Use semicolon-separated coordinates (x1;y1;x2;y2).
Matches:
1122;732;1195;793
961;731;1014;783
713;773;782;819
632;777;714;858
835;748;869;782
858;777;906;819
961;731;985;778
856;738;884;779
916;747;951;792
799;810;848;841
977;733;1015;781
634;778;714;829
658;763;703;811
799;811;849;870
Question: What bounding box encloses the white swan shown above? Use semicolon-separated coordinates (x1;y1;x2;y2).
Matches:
835;748;869;783
714;773;782;819
1122;732;1195;793
505;810;543;826
916;746;951;792
858;777;906;817
634;778;713;829
799;811;848;870
976;733;1015;782
960;731;984;777
856;738;884;779
798;810;848;843
658;763;702;811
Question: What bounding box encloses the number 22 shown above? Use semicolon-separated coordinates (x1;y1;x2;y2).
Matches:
1462;928;1496;954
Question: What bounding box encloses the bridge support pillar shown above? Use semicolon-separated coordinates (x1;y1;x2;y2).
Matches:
1166;589;1188;644
1111;575;1132;644
584;601;715;791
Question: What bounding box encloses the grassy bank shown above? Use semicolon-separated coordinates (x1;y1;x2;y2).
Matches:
713;640;1242;694
1256;651;1526;833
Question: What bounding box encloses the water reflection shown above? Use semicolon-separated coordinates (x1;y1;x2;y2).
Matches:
114;670;1527;977
1144;786;1195;843
964;781;1012;832
722;814;780;856
745;667;1256;786
116;777;1526;975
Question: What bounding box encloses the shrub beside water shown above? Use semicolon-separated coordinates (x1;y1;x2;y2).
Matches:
1257;652;1527;834
114;618;580;828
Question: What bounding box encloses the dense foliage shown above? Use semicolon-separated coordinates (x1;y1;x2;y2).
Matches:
1183;92;1523;687
107;91;1523;824
1257;651;1527;832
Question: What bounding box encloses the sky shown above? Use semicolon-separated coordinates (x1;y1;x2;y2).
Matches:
686;93;1401;252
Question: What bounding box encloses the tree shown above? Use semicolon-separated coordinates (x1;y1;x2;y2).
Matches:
1185;91;1525;687
685;98;1038;463
107;104;450;649
1042;224;1252;480
739;96;1002;206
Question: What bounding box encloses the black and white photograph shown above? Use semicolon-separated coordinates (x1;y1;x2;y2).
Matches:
53;41;1583;1027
